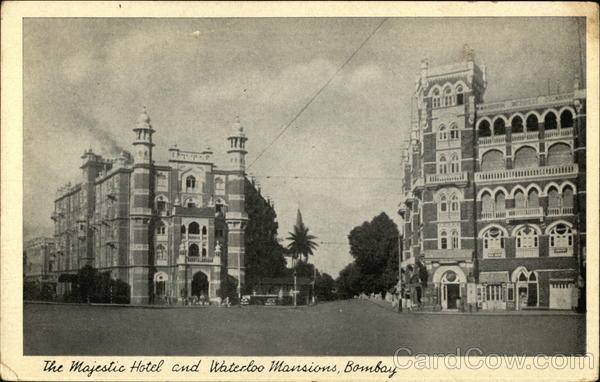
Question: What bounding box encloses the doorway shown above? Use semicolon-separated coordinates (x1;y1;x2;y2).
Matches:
191;271;209;298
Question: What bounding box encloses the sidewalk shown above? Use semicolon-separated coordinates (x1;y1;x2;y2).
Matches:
366;298;584;316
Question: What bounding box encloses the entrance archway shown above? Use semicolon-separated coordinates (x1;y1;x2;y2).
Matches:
434;266;466;311
191;271;209;298
153;271;168;301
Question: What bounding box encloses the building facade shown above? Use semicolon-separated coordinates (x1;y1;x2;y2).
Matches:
397;50;586;311
24;237;56;285
51;110;250;304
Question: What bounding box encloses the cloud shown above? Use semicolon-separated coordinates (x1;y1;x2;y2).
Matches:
62;52;95;84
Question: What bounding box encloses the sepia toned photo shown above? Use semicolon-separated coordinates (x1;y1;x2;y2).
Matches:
2;2;599;381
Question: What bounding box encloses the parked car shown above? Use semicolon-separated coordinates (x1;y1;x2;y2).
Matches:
265;298;277;306
241;295;251;305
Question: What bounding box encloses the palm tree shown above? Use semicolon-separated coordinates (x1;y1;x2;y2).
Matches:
286;209;318;263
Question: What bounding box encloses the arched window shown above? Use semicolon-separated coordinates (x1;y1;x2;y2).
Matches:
202;226;207;236
479;120;492;138
189;222;200;235
156;244;166;260
432;89;441;108
443;86;453;106
549;223;573;249
450;153;460;173
526;115;539;132
563;185;574;208
493;119;506;135
450;194;460;212
185;198;197;208
181;224;186;234
527;189;539;207
201;248;207;258
494;191;506;212
547;143;572;166
439;125;448;141
481;191;494;213
451;230;459;249
511;116;524;134
156;196;167;213
440;231;448;249
560;109;574;128
548;186;561;208
456;85;464;105
481;150;504;171
514;189;527;209
482;227;505;257
439;155;448;174
156;221;166;235
515;226;539;257
544;112;558;130
514;147;537;168
185;175;196;192
440;195;448;212
215;177;225;195
449;123;459;140
188;243;199;257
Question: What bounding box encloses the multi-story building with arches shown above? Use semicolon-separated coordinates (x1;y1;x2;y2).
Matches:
51;109;251;304
398;49;586;311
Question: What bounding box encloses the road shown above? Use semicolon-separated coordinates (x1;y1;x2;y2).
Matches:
24;299;585;356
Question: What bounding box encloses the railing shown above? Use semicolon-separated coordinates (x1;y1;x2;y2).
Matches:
516;247;539;258
475;164;578;183
479;135;506;146
507;207;543;220
483;249;505;259
481;210;507;220
547;206;574;216
426;172;468;185
437;138;462;149
476;92;574;114
544;127;573;139
511;131;539;142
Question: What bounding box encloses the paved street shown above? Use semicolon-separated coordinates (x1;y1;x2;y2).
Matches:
24;300;585;356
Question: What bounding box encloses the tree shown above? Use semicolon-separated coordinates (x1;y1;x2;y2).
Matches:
315;272;336;301
336;262;363;299
286;209;318;263
77;265;99;303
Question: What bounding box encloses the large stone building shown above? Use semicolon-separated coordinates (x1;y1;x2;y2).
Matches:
23;237;56;285
397;50;586;311
50;110;251;304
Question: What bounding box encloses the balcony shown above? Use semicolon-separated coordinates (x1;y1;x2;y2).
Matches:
481;210;507;220
423;249;472;262
479;135;506;146
516;247;538;258
177;256;220;265
544;127;573;140
547;207;574;216
426;172;468;186
511;131;539;142
475;164;578;184
507;207;543;221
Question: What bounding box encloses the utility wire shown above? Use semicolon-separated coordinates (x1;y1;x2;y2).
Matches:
251;174;403;181
247;18;388;170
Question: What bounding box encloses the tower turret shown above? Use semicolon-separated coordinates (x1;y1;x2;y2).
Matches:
132;107;155;165
227;116;248;171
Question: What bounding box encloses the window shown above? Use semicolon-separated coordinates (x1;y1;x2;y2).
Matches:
156;221;166;235
440;195;448;212
156;244;166;260
548;187;561;208
201;248;207;258
515;226;539;257
188;243;199;257
544;112;558;130
450;123;459;140
181;224;186;234
440;231;448;249
494;191;505;212
189;222;200;235
493;119;506;135
215;229;224;238
202;226;207;236
451;230;459;249
560;110;574;128
439;155;448;174
215;177;225;195
478;120;491;138
563;186;574;208
156;196;167;213
514;147;537;168
514;190;527;209
549;223;573;249
527;189;539;207
456;85;464;105
439;125;448;141
432;89;441;108
526;115;539;132
185;175;196;192
547;143;573;166
443;86;453;106
482;227;504;255
481;192;494;213
481;150;504;171
511;116;524;134
450;153;460;173
185;198;197;208
450;194;459;212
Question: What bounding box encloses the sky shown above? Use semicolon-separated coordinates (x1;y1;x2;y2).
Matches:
23;17;584;276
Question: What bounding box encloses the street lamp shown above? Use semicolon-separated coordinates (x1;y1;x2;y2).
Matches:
293;255;297;308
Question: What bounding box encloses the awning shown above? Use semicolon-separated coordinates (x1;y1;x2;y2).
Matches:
479;271;509;284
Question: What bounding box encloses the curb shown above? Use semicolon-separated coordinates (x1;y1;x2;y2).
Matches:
24;300;314;310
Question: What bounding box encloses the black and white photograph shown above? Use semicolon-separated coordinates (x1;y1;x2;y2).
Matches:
1;2;599;381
